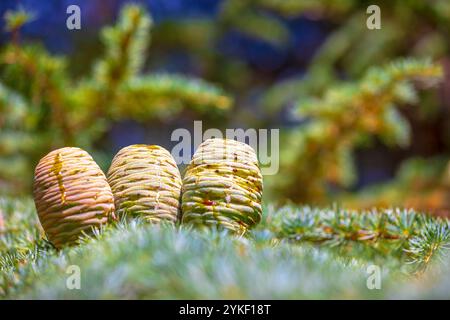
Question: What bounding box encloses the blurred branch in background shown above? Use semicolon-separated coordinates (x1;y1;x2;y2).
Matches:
261;0;450;112
341;156;450;216
0;4;232;194
269;59;443;205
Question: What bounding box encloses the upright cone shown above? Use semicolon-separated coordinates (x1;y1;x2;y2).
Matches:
33;147;115;248
107;145;182;223
181;138;263;233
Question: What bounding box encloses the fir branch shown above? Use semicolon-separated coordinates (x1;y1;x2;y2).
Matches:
1;44;74;143
0;84;44;191
93;4;152;86
77;4;231;126
3;7;35;44
220;1;289;46
0;206;375;299
0;83;28;128
274;58;443;203
268;205;450;267
111;74;232;120
2;197;450;299
405;219;450;274
219;0;353;48
0;5;233;193
79;4;152;123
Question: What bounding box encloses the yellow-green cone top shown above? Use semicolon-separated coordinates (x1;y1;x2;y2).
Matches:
107;144;182;223
181;138;263;233
33;147;116;248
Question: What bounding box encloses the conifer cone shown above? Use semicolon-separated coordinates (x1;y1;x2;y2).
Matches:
181;138;263;233
107;145;182;223
33;147;115;248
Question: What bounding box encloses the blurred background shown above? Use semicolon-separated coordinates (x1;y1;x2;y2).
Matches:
0;0;449;214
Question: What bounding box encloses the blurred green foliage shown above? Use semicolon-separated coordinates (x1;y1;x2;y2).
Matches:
0;4;232;194
342;156;450;214
270;59;443;203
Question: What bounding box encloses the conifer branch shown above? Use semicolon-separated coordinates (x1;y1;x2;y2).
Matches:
93;4;152;86
0;5;232;193
111;74;232;120
273;59;443;203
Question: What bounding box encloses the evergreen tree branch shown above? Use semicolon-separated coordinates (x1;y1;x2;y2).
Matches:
111;74;232;120
273;58;443;203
